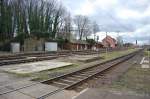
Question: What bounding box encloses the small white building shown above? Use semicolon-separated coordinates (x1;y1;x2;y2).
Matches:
11;42;20;53
45;42;58;51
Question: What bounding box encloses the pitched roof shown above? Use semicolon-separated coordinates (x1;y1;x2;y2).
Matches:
70;39;89;44
102;35;117;48
102;35;116;42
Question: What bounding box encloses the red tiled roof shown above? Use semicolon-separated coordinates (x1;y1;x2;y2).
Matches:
102;36;116;48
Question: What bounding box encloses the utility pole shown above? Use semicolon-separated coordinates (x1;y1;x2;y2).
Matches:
148;39;150;66
105;32;108;57
96;36;99;55
136;40;137;45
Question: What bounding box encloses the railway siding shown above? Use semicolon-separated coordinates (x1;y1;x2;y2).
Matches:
0;49;142;99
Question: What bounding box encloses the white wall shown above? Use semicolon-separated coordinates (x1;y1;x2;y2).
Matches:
45;42;57;51
11;43;20;53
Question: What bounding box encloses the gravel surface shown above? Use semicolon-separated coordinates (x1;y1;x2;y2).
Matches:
72;51;143;92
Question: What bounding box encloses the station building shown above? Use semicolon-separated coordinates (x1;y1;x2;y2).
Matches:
64;40;104;51
102;35;117;48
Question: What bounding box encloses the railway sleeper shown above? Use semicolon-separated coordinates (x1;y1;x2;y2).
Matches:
51;82;67;88
57;79;74;85
67;77;83;81
59;79;75;83
83;71;98;74
75;73;91;77
52;81;70;87
71;75;87;79
81;72;96;75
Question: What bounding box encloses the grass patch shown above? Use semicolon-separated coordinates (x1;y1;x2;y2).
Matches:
100;48;138;61
144;50;150;57
31;64;79;81
2;70;32;78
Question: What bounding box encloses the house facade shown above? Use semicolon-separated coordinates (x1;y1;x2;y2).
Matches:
64;40;89;50
64;40;104;51
102;36;117;48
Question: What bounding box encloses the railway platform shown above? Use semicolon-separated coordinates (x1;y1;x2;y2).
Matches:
0;49;146;99
0;83;59;99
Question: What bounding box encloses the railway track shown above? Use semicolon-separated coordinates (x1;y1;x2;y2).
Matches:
0;48;126;61
0;51;69;61
0;51;89;66
0;49;142;98
37;49;142;99
0;49;119;66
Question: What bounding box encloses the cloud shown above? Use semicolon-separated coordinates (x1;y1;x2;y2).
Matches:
74;0;94;15
119;0;150;12
62;0;150;44
74;0;119;15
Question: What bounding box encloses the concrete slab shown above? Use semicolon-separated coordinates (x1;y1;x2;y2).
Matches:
0;72;30;87
0;61;73;74
0;72;17;87
0;87;12;94
46;90;77;99
140;57;145;64
0;91;34;99
141;64;149;68
18;83;59;98
73;88;150;99
0;80;36;95
143;60;149;64
3;80;35;90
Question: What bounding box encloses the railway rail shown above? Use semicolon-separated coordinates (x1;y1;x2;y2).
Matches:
0;50;96;66
0;48;127;60
0;48;122;66
37;49;142;99
0;49;142;99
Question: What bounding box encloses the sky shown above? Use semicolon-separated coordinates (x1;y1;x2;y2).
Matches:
61;0;150;45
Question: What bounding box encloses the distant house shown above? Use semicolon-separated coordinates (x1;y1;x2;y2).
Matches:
64;40;104;51
102;36;117;48
64;40;89;50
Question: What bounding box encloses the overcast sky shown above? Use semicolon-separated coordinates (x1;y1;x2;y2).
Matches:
61;0;150;45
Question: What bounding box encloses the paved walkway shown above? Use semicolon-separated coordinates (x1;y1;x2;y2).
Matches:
140;57;150;68
0;61;73;74
73;88;150;99
0;83;59;99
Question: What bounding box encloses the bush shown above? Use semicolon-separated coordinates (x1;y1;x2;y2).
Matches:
86;38;96;45
0;42;11;51
56;38;68;45
11;33;29;45
30;31;51;39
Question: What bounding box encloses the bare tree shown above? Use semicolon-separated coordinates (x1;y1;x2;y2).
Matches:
52;4;66;39
117;36;123;47
0;0;69;41
74;15;91;40
92;21;99;41
57;12;72;40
